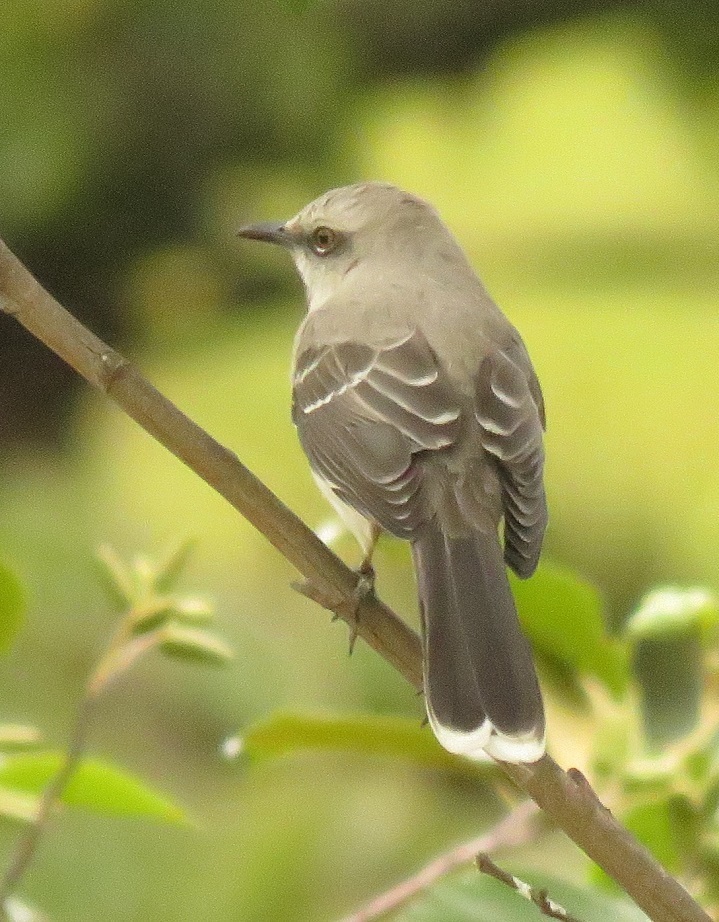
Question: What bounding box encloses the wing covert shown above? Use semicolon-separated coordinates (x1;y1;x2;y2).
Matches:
475;344;547;577
292;328;461;537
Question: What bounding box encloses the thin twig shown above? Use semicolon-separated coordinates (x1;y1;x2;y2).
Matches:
340;799;541;922
0;696;98;909
0;237;711;922
477;853;583;922
0;607;163;910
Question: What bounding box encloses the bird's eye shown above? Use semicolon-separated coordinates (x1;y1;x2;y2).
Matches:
310;226;338;256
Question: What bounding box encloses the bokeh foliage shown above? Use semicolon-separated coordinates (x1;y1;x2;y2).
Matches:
1;1;719;919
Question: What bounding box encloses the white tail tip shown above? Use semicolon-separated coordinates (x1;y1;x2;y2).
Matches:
428;702;545;764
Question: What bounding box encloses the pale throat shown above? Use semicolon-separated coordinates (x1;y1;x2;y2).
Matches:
294;254;344;313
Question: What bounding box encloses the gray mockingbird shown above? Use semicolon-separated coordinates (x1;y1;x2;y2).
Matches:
238;181;547;763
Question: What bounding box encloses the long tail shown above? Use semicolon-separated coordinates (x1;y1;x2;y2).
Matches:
411;521;545;763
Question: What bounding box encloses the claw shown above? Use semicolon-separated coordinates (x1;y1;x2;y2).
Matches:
347;561;376;655
346;526;379;655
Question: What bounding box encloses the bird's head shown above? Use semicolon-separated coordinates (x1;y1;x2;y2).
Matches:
237;181;447;311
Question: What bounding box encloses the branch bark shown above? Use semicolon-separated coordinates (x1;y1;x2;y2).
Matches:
0;237;710;922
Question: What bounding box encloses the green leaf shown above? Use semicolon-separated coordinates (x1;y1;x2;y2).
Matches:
593;796;700;891
625;587;719;641
389;868;647;921
171;596;214;623
130;595;214;631
95;544;137;609
238;712;497;780
511;562;628;696
128;596;178;630
532;654;590;710
160;623;234;665
0;724;41;750
633;633;703;747
0;753;186;824
0;561;26;653
621;797;686;874
154;538;196;593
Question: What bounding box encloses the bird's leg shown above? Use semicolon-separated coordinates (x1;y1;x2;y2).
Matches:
345;523;381;655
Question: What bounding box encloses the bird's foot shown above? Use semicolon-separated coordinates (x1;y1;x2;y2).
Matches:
344;559;376;655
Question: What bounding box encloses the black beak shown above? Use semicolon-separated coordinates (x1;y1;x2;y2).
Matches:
236;221;290;246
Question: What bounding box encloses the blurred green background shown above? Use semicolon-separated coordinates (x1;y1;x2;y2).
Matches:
1;0;719;919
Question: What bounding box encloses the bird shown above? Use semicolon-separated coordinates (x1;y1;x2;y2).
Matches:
237;181;547;763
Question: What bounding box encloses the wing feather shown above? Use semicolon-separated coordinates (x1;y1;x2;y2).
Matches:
292;328;460;537
475;343;547;577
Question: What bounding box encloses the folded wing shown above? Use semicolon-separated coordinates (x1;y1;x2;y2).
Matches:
474;341;547;577
292;327;461;537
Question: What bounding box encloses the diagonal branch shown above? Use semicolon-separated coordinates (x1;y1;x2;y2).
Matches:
0;237;710;922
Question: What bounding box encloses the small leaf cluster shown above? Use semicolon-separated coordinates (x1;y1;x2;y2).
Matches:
96;542;234;666
591;586;719;903
0;548;221;831
0;544;234;855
